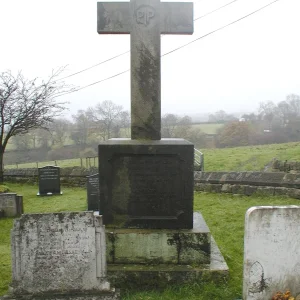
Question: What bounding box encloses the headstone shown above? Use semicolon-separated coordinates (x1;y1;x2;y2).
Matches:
37;165;62;196
87;173;100;211
6;212;119;300
0;193;23;217
243;206;300;300
97;0;194;229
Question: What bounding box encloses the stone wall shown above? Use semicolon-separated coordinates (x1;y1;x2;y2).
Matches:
4;168;300;200
194;171;300;199
271;159;300;173
4;167;98;187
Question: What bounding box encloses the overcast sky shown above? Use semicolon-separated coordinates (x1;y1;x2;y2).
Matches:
0;0;299;119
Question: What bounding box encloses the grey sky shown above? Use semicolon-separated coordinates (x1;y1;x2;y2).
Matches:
0;0;299;119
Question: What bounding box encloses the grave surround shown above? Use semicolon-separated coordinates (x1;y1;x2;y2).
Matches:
243;206;300;300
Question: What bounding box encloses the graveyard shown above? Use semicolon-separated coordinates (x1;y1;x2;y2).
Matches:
1;182;300;299
0;0;299;298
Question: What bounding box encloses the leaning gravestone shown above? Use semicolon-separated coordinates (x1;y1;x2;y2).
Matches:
37;165;62;196
0;193;23;217
3;211;119;300
243;206;300;300
87;173;100;211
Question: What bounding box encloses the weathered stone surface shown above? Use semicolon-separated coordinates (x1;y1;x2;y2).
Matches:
97;0;193;140
99;138;194;229
37;166;61;196
255;186;275;196
8;212;119;299
87;173;100;211
106;212;228;289
274;187;290;197
288;188;300;199
0;193;23;217
244;185;257;196
106;212;210;265
231;184;244;195
243;206;300;300
221;184;232;193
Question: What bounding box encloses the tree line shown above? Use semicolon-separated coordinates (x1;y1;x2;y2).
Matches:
1;68;299;181
11;105;207;150
215;94;300;147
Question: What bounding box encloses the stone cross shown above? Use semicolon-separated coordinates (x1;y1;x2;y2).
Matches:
97;0;193;140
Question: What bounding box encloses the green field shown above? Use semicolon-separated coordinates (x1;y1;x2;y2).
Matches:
5;141;300;172
1;183;299;299
191;123;223;134
202;141;300;171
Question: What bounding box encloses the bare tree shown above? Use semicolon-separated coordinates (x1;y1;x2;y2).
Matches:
161;114;178;137
35;128;52;149
49;118;72;146
71;110;93;145
90;100;123;140
162;114;192;138
0;68;74;182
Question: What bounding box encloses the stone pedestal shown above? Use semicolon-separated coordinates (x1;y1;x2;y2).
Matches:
98;138;194;229
106;212;229;288
98;138;228;287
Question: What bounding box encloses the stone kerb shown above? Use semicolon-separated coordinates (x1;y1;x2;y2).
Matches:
243;206;300;300
7;211;119;300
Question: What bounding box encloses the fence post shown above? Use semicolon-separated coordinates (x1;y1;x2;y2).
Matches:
36;162;38;168
80;158;83;168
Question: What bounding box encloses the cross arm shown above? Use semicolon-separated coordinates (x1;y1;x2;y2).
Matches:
97;1;193;35
97;2;131;34
161;2;193;34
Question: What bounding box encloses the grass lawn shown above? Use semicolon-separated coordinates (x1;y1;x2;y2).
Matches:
1;183;300;299
203;141;300;171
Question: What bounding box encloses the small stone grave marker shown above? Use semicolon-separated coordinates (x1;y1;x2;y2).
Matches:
5;211;119;300
87;173;100;211
0;193;23;217
37;165;62;196
243;206;300;300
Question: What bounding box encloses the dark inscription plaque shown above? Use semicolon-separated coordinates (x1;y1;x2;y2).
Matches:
87;173;100;211
112;155;180;218
38;166;62;196
99;139;194;229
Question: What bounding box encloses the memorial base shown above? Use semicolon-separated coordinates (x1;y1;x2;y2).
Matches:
106;213;229;289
